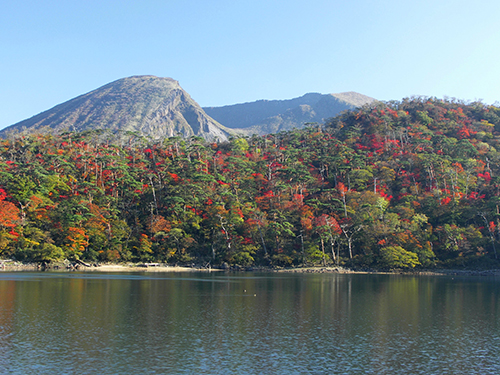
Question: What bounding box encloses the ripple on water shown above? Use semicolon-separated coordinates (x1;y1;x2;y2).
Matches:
1;272;500;374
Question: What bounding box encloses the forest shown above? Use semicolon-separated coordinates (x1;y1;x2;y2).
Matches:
1;97;500;270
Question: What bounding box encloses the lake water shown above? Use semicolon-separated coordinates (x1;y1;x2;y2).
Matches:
0;271;499;374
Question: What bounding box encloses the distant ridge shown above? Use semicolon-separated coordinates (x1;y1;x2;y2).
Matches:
0;76;232;141
1;76;377;140
204;91;376;135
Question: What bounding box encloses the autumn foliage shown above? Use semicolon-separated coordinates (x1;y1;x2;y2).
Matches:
1;97;500;268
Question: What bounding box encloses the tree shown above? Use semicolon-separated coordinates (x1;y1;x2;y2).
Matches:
314;214;341;265
379;246;420;269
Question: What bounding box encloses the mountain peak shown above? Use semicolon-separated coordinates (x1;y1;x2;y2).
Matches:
1;76;376;139
1;75;231;141
203;91;376;134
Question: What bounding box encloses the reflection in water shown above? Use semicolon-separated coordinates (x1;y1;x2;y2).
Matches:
0;272;499;374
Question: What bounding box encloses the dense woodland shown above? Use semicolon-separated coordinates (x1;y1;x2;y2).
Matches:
2;97;500;269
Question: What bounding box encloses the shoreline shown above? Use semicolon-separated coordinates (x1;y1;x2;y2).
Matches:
1;260;500;276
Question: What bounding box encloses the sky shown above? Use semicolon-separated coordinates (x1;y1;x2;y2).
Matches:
2;0;500;129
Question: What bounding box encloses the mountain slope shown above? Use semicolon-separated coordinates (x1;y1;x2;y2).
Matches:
203;92;376;134
1;76;232;141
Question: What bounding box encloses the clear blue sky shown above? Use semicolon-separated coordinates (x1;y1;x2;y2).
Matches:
2;0;500;129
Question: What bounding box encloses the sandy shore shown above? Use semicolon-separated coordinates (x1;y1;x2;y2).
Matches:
1;260;500;276
86;264;215;272
0;260;217;273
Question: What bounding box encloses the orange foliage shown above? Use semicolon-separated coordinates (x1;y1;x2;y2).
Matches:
0;201;19;229
300;206;314;231
149;215;171;234
66;227;89;254
489;221;496;233
314;214;341;235
337;182;347;195
86;203;108;231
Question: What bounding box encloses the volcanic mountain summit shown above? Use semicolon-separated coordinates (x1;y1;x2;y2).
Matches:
1;75;376;140
204;91;376;135
1;76;232;141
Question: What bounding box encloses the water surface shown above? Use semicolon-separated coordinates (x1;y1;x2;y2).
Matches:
0;272;499;374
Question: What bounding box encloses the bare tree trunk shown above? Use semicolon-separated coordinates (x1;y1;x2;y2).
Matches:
300;231;305;266
330;235;337;264
320;237;326;266
258;224;267;256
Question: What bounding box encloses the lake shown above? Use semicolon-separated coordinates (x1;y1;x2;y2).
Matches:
0;271;499;374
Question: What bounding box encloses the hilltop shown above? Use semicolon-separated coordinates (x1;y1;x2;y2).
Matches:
1;76;375;139
204;91;375;134
0;76;233;142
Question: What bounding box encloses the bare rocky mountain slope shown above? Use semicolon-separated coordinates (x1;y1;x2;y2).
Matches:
203;92;376;135
1;75;376;140
1;76;232;141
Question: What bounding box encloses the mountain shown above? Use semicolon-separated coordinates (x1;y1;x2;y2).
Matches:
1;75;376;140
0;76;232;142
203;92;376;135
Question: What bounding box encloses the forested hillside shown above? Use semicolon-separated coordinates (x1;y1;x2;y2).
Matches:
1;97;500;269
